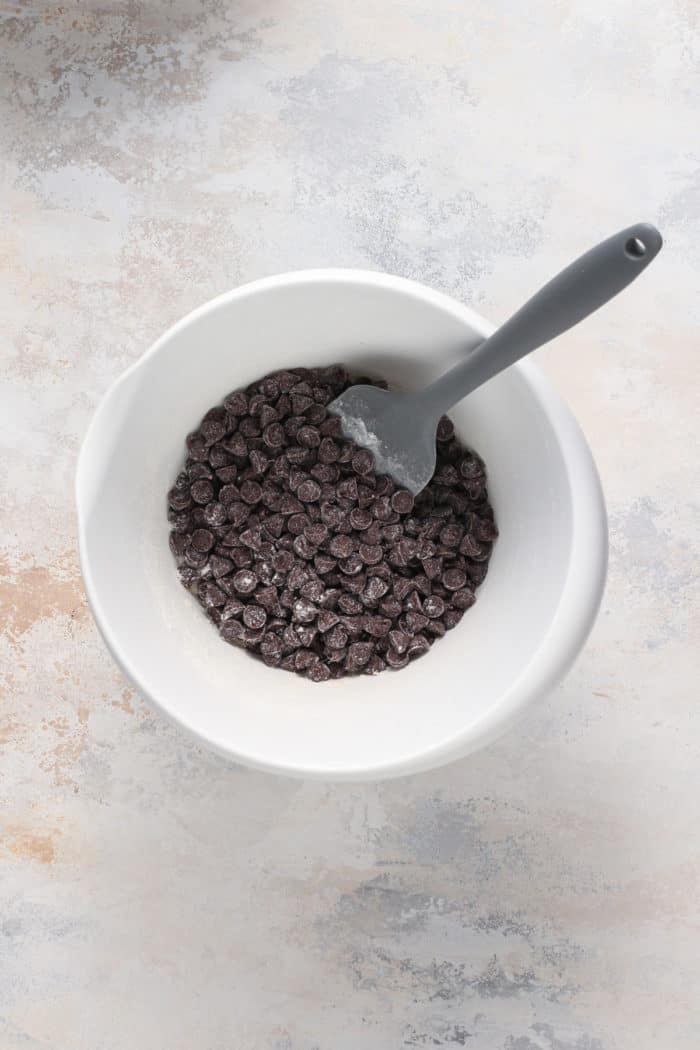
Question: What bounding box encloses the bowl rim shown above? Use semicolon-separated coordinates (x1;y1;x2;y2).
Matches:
76;268;608;779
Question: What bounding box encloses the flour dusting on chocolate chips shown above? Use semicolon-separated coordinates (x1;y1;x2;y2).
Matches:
167;366;496;681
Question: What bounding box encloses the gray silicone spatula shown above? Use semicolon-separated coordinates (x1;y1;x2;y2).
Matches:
330;222;662;494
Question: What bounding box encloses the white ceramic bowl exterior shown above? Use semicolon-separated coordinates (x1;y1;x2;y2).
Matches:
76;271;607;780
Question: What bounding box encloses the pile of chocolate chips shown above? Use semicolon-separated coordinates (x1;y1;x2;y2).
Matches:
167;366;496;682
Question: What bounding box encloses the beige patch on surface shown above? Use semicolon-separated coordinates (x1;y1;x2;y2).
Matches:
3;825;61;865
111;687;136;715
40;703;91;787
0;554;87;648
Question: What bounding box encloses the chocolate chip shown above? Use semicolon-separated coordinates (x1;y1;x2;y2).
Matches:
271;549;294;573
336;477;358;502
285;446;310;465
351;449;374;475
248;450;269;476
300;578;324;602
310;462;338;484
216;465;238;485
239;418;261;439
422;556;441;580
474;516;498;542
339;553;364;576
297;480;321;503
199;582;226;608
292;599;318;624
458;454;482;480
202;502;226;527
364;616;391;638
168;488;192;512
317;609;340;632
260;633;283;665
329;534;354;559
201;417;226;444
279;494;304;515
390;489;414;515
314;553;337;574
240;526;262;550
221;596;244;618
423;595;445;618
465;561;489;586
221;619;246;645
169;532;188;557
316;437;339;464
326;624;349;650
359;544;383;565
191;479;214;505
349;508;372;530
285;513;308;536
185;547;208;569
439;523;463;548
407;633;431;658
210;555;233;578
264;513;285;539
289;394;311;416
304;522;329;546
366;653;386;675
388;629;410;654
436;416;454;442
370;496;390;522
342;572;367;595
240;480;262;505
304;661;330;682
393;576;416;601
232;569;257;594
218;484;237;507
444;608;464;630
232;547;253;568
178;566;199;588
346;642;372;670
442;568;467;591
414;574;433;597
297;425;320;448
338;593;363;615
402;611;429;633
378;596;402;617
342;615;364;637
227;504;251;530
362;576;390;605
241;605;267;630
263;422;285;449
320;502;346;529
288;565;309;591
259;404;278;429
451;588;476;610
225;433;248;459
293;535;315;560
224;391;248;416
187;438;208;462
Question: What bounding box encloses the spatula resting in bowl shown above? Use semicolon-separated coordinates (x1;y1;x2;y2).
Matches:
329;222;662;495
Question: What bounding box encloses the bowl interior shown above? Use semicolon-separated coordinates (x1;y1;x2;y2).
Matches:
78;273;578;777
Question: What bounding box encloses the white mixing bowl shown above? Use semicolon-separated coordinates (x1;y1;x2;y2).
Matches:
76;270;607;780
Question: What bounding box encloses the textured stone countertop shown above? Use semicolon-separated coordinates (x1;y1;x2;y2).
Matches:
1;3;698;1048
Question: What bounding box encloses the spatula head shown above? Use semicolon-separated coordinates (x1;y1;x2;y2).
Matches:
329;384;438;496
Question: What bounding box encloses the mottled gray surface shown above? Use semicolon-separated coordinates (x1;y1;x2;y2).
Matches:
1;2;699;1048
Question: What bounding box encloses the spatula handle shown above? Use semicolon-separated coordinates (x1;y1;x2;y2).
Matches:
419;222;662;418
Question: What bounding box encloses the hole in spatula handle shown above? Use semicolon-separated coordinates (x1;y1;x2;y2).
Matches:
625;236;647;259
